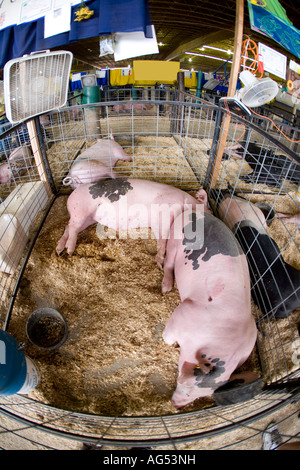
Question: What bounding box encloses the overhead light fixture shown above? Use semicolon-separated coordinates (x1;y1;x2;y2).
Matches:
202;45;233;55
185;51;233;63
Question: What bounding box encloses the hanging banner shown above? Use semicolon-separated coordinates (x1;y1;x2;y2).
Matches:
0;0;153;68
247;0;300;59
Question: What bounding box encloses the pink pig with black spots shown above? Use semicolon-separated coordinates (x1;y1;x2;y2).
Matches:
56;179;211;267
162;208;257;408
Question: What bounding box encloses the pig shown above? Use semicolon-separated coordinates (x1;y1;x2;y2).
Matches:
161;208;257;408
210;189;300;318
276;212;300;226
39;114;51;127
222;142;300;188
113;102;152;113
56;179;210;266
112;103;126;113
123;102;152;112
62;134;131;189
0;145;33;184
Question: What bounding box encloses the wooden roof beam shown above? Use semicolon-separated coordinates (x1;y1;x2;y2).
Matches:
163;29;234;61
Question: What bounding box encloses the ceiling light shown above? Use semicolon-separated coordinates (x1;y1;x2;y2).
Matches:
186;51;233;63
202;45;233;55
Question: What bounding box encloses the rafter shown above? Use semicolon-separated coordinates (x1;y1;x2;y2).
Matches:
163;30;234;61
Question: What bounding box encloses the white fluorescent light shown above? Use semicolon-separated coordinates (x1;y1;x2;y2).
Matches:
202;45;233;55
185;52;232;63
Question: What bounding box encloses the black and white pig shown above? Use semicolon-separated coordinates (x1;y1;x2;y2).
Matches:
210;190;300;318
161;208;257;408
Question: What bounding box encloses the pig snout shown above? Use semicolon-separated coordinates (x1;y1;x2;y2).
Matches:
171;387;211;409
170;357;228;408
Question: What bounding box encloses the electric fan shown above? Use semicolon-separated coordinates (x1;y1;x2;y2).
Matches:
238;70;279;107
4;50;73;124
220;70;279;115
81;74;97;87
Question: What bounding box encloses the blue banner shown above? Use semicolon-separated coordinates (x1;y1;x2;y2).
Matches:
0;0;152;68
247;0;300;59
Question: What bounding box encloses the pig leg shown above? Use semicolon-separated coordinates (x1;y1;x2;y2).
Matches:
161;263;174;293
62;222;85;255
153;207;178;268
162;305;181;345
155;238;167;268
56;217;94;255
111;170;125;179
276;212;300;225
161;240;177;293
56;225;70;255
163;301;190;345
56;222;80;256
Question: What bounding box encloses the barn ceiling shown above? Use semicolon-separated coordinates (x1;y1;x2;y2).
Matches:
53;0;300;76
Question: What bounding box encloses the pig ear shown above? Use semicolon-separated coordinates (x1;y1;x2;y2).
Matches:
178;361;199;384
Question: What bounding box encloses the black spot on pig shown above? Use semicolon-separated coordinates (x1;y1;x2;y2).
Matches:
89;179;133;202
235;224;300;318
183;212;242;270
193;356;226;389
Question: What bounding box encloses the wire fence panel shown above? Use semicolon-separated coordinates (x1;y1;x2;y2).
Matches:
0;119;54;330
0;99;299;448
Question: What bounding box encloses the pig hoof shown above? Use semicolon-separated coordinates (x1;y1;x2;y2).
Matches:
155;254;164;269
162;285;172;294
162;279;173;294
56;245;64;256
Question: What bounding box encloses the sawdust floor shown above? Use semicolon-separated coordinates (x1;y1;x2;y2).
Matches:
4;132;300;418
7;195;262;417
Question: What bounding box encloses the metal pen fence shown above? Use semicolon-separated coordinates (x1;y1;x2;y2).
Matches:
0;98;299;449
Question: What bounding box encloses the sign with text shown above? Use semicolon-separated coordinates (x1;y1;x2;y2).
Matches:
258;42;287;79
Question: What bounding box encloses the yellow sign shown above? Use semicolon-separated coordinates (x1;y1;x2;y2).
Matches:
133;60;180;84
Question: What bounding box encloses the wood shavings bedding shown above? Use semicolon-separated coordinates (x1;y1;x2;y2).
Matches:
7;194;260;417
4;133;298;417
